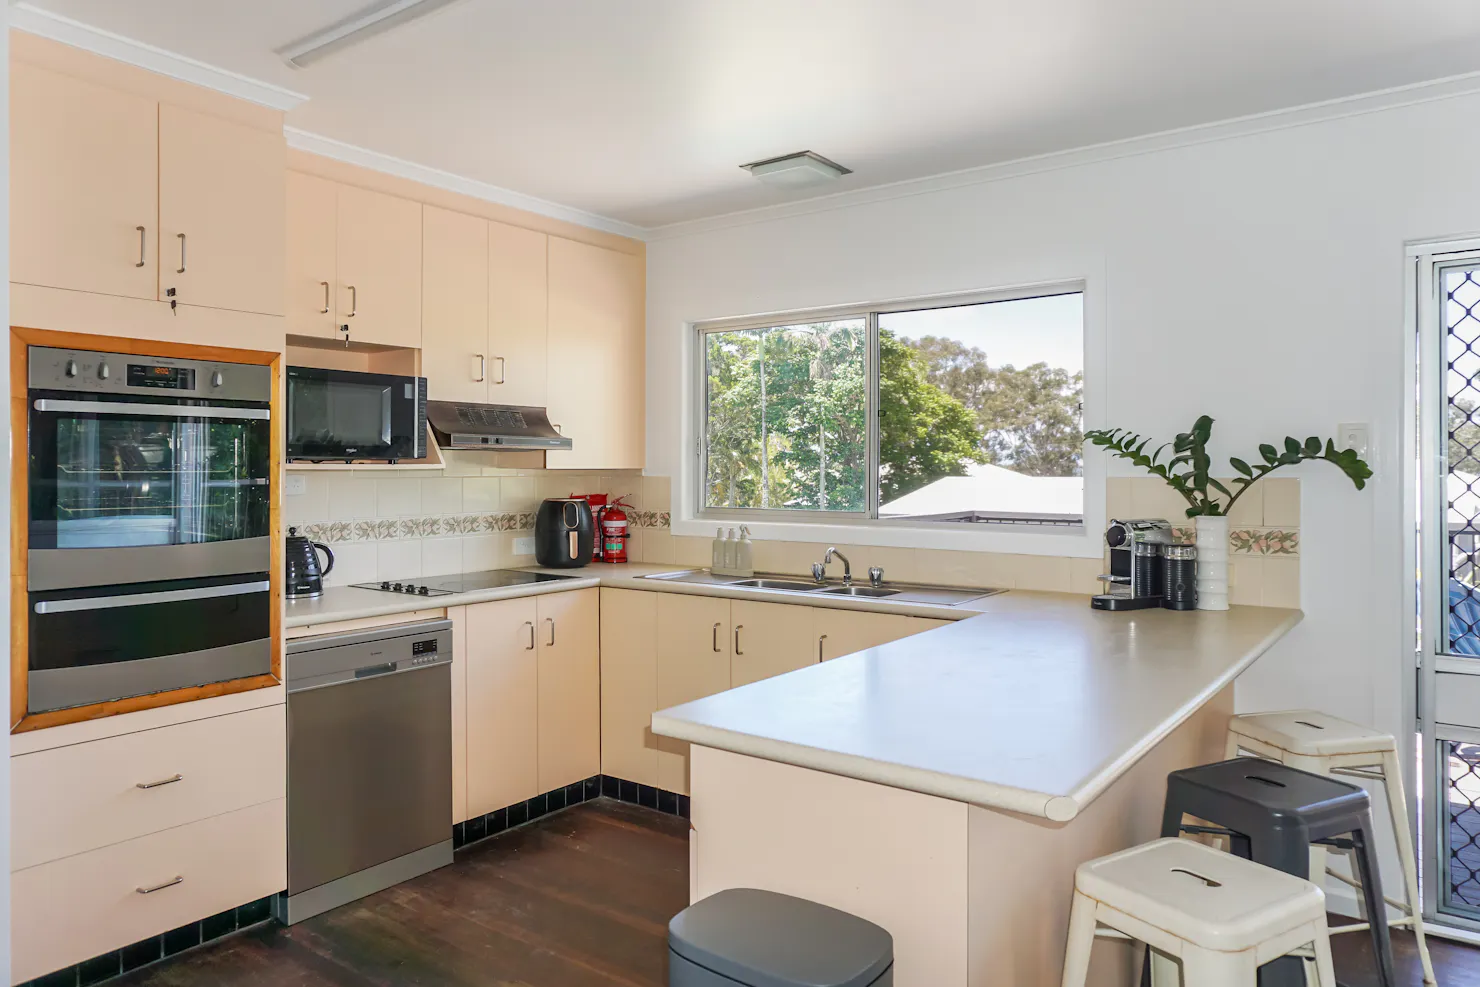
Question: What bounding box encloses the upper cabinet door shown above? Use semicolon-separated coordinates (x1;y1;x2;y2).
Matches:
336;184;422;348
285;171;338;339
11;62;158;300
545;238;644;470
422;206;489;403
488;221;548;408
158;104;285;316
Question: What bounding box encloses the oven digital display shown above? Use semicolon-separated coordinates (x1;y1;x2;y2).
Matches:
127;364;195;389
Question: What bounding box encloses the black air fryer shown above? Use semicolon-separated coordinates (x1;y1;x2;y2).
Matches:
535;498;594;568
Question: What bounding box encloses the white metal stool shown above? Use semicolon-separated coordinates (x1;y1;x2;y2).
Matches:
1227;709;1436;985
1061;838;1336;987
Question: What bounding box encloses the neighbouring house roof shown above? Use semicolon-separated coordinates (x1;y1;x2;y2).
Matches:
880;463;1083;519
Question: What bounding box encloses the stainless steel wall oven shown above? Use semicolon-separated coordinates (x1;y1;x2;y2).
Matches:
26;346;273;713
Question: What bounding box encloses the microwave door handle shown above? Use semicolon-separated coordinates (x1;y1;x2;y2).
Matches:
33;399;270;421
34;580;271;614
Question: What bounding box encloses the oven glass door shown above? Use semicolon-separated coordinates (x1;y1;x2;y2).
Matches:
28;394;271;588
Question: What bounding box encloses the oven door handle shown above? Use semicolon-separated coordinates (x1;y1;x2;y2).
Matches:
32;399;270;421
34;580;271;614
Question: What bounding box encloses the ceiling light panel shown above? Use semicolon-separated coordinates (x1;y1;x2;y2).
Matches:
277;0;465;69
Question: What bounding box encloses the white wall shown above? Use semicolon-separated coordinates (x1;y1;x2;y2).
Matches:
646;83;1473;904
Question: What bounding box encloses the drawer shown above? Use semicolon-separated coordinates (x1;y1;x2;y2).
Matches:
11;798;285;984
12;704;285;870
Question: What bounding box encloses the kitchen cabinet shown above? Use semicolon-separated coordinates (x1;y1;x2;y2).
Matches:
335;183;423;348
814;610;946;662
655;593;732;794
285;170;339;339
464;596;540;817
422;206;490;403
730;600;818;687
535;588;601;792
599;588;659;787
545;237;644;470
158;104;284;316
448;605;470;824
488;221;549;408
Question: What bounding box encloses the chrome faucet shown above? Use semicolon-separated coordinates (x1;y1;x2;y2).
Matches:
811;547;852;586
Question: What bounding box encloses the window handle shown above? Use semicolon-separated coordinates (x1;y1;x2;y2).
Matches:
175;232;186;274
545;617;556;647
734;625;743;655
818;634;828;661
523;620;534;650
712;622;722;653
135;226;146;268
319;281;330;314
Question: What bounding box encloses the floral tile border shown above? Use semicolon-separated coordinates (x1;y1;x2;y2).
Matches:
1171;525;1298;555
628;510;670;529
294;512;535;544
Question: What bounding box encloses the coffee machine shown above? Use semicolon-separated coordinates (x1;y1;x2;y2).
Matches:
1092;518;1173;610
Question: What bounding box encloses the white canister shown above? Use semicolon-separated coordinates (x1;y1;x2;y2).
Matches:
1194;514;1230;611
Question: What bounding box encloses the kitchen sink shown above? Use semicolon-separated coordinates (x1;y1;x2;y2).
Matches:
818;586;900;598
639;569;1005;606
733;578;826;592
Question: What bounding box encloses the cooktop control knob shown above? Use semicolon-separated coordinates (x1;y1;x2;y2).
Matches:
417;586;430;595
380;581;391;590
98;362;110;380
391;582;402;591
64;359;78;378
210;371;224;389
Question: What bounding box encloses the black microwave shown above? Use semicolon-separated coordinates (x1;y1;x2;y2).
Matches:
286;367;427;463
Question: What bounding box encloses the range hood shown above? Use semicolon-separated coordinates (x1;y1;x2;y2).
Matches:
426;401;572;451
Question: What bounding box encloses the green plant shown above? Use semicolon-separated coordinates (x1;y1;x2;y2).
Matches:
1083;415;1372;518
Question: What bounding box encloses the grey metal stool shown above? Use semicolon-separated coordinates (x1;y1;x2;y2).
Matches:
668;888;893;987
1147;757;1395;987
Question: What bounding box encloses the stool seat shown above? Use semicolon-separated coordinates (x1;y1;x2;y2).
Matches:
1077;839;1327;953
1231;711;1396;758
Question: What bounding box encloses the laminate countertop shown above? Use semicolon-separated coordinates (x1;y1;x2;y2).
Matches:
650;595;1301;821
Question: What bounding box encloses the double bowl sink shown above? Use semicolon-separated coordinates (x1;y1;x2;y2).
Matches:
640;570;1005;607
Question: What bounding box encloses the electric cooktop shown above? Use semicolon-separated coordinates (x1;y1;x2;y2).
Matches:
351;569;579;598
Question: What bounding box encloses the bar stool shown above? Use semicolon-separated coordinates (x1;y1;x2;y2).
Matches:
1155;757;1395;987
1062;838;1336;987
1228;710;1436;986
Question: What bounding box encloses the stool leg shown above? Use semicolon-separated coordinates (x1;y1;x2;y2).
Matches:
1381;748;1438;985
1351;811;1399;987
1182;946;1257;987
1060;890;1097;987
1310;922;1338;987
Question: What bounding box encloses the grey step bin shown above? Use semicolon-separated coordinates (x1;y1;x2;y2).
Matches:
668;888;893;987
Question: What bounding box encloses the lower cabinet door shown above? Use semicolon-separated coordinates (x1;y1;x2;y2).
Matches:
814;609;930;662
11;798;285;984
536;589;601;793
465;596;540;817
655;594;732;795
730;600;817;688
599;589;659;787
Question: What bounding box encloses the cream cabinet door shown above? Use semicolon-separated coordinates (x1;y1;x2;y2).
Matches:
599;588;659;787
422;205;489;403
814;609;934;662
545;237;644;469
11;62;158;300
535;589;601;792
158;104;285;316
447;606;469;823
285;170;338;339
336;183;422;347
488;221;548;407
465;596;539;817
730;600;818;688
655;593;731;794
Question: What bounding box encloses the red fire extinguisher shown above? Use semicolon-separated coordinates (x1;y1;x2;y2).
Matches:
601;498;631;563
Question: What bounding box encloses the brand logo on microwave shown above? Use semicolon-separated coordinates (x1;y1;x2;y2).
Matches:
345;447;359;452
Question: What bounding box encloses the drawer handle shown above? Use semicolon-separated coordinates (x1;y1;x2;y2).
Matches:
135;773;183;790
136;876;183;894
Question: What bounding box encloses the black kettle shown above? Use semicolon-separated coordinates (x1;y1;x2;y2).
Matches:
285;526;334;599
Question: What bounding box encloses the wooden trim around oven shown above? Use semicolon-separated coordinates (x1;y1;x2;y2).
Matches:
10;325;283;734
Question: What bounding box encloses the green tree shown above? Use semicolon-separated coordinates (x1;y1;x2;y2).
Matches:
877;331;983;502
906;335;1083;476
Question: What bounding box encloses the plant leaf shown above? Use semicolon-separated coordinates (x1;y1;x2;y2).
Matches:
1229;457;1253;477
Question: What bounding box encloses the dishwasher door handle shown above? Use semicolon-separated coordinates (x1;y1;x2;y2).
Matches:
354;662;397;678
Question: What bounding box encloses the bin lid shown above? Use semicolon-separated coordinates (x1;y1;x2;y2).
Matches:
668;888;893;987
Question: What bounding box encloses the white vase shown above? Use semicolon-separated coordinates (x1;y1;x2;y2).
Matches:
1194;515;1230;611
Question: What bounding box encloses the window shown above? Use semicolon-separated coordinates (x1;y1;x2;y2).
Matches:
698;287;1085;526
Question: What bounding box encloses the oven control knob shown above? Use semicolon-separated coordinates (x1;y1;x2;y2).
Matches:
97;362;110;380
210;371;223;389
64;359;78;378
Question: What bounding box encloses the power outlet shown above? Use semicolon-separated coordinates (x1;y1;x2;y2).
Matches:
1337;422;1370;461
513;536;535;556
284;474;307;496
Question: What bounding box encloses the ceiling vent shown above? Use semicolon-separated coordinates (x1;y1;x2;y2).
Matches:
740;151;852;188
277;0;465;69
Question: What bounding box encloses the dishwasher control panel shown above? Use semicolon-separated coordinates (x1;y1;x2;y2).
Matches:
411;638;439;656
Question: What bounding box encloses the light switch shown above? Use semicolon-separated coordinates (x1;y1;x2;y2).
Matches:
513;536;535;555
1337;422;1370;461
285;474;307;496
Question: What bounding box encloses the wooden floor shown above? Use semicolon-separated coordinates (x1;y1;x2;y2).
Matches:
111;796;1479;987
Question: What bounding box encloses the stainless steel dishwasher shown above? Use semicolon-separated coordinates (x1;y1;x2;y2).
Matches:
276;618;453;924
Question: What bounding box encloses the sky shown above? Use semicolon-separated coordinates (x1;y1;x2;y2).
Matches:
878;292;1083;375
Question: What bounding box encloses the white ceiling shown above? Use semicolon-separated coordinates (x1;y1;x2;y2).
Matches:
19;0;1480;230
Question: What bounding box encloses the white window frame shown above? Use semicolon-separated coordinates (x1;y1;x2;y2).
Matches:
676;279;1106;559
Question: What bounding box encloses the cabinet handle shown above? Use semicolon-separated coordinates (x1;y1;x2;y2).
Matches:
818;634;828;661
346;284;357;317
545;617;556;647
494;356;506;384
320;281;331;314
136;876;183;895
135;773;183;790
135;226;146;268
523;620;535;650
712;622;722;653
175;233;186;274
475;354;486;382
734;625;744;655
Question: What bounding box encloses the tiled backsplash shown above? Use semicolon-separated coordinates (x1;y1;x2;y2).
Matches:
287;465;1298;607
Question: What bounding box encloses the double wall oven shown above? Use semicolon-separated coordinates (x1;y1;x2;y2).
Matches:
27;346;273;714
